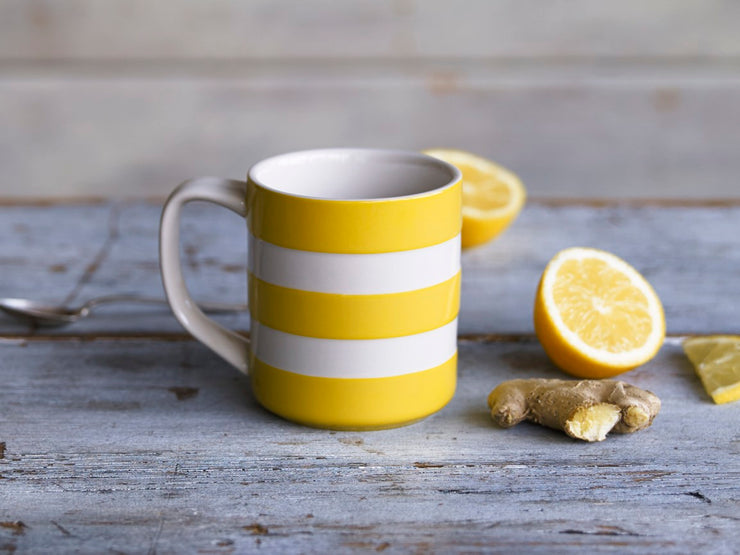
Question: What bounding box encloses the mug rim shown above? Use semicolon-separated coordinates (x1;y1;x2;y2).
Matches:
247;148;462;202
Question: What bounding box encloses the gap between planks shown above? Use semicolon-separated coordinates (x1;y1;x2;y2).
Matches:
0;333;701;345
3;55;740;67
1;197;740;208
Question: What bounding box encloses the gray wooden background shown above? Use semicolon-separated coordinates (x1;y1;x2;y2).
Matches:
1;0;739;200
1;0;739;199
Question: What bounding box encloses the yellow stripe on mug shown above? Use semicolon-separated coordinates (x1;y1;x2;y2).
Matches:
251;354;457;430
249;272;460;340
247;151;462;254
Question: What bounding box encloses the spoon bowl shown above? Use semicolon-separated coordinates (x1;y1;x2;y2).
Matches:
0;298;82;326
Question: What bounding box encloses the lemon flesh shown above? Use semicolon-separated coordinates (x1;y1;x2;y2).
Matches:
535;247;665;379
423;149;525;248
684;336;740;404
553;257;654;353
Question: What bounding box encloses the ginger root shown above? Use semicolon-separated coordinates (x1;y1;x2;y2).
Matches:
487;379;661;442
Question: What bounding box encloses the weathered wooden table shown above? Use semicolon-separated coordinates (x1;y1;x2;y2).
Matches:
1;199;739;553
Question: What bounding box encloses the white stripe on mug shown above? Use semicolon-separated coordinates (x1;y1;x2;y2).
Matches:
248;233;461;295
250;318;458;379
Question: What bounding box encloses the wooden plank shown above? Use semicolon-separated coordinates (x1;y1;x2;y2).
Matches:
1;69;740;199
1;337;738;552
2;0;740;60
2;202;739;337
0;204;112;304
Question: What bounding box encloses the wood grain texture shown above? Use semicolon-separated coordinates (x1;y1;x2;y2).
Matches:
1;202;739;336
2;0;740;60
1;67;739;198
1;337;738;553
2;1;740;199
2;201;739;552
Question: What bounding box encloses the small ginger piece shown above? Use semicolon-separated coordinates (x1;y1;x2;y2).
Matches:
487;378;660;442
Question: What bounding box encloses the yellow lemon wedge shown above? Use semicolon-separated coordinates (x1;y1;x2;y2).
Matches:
534;247;666;379
423;149;526;248
683;336;740;404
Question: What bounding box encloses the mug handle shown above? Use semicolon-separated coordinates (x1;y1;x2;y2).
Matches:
160;177;250;373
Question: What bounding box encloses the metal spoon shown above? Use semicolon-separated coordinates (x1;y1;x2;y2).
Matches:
0;294;247;327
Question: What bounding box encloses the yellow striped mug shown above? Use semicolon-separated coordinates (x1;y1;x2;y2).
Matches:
160;149;462;429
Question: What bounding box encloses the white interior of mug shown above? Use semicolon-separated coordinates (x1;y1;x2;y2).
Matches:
248;148;460;201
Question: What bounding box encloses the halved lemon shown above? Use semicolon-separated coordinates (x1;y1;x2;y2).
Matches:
423;149;526;248
534;247;666;379
683;336;740;404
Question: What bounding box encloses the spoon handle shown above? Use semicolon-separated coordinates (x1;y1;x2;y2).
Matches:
81;295;247;313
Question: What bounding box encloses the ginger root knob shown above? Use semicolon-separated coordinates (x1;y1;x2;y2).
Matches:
487;379;661;442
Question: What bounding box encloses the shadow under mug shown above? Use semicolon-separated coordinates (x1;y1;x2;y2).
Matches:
160;148;462;429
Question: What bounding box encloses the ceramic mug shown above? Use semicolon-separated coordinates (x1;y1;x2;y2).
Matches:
160;148;462;429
